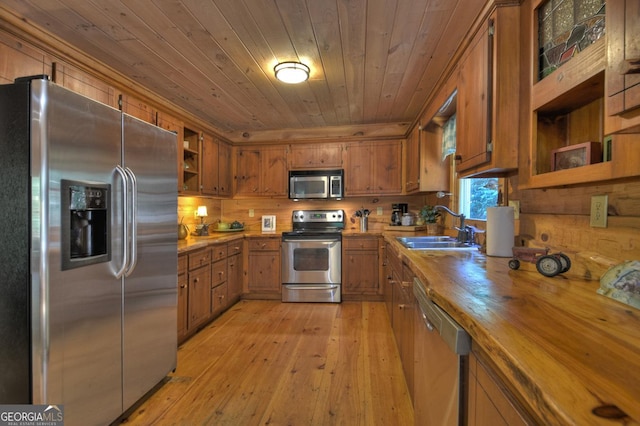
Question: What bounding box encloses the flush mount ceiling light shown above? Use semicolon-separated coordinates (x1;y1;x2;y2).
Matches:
274;61;310;84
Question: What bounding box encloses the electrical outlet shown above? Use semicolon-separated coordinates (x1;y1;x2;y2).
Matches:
249;209;254;218
508;200;520;220
590;195;608;228
377;207;383;216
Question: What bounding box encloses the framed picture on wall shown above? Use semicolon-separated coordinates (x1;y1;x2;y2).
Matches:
261;215;276;233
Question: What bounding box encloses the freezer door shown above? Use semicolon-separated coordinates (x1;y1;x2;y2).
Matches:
30;80;124;425
121;114;178;410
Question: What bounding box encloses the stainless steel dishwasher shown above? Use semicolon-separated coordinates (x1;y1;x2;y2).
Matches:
413;277;471;426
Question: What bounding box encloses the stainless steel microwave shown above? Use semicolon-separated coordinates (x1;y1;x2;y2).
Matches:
289;169;344;200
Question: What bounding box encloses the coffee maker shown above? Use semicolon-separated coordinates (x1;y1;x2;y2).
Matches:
390;203;408;225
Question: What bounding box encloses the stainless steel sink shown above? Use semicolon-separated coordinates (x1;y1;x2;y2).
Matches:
396;236;476;250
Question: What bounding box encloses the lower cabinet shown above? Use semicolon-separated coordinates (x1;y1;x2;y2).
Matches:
342;235;382;299
178;237;244;344
246;237;281;298
188;252;212;331
467;345;534;426
227;240;244;303
177;254;188;343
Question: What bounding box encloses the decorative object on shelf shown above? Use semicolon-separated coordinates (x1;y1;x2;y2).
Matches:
274;61;310;84
262;215;276;233
230;221;244;229
550;141;602;171
597;260;640;309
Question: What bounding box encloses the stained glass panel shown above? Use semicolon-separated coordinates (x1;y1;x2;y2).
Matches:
538;0;606;80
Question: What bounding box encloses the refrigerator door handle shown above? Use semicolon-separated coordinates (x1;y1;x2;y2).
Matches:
114;165;129;279
124;167;138;277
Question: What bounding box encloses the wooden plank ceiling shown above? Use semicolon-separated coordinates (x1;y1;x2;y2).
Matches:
1;0;488;142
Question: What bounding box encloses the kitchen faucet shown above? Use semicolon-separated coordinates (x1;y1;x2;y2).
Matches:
434;205;476;245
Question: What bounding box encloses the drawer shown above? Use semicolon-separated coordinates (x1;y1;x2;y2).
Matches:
188;248;211;270
211;259;226;286
178;254;187;275
343;237;379;250
227;240;244;256
211;243;228;261
248;238;280;251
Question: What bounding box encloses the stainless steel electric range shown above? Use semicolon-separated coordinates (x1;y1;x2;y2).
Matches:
281;209;344;303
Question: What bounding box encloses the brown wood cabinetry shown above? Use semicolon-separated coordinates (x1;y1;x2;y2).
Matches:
235;146;287;197
187;248;212;331
177;254;188;343
201;134;232;197
467;346;533;426
456;4;520;177
227;240;243;303
210;243;228;318
521;0;640;189
288;143;342;169
181;126;202;194
179;238;243;344
119;94;156;125
404;129;420;193
157;111;184;192
385;242;414;399
246;238;281;297
344;140;402;195
342;235;381;299
53;61;117;107
607;0;640;118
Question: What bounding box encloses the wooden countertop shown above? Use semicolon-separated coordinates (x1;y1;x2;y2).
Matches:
177;230;281;253
384;235;640;425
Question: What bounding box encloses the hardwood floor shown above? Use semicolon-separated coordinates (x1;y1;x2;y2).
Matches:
119;300;414;425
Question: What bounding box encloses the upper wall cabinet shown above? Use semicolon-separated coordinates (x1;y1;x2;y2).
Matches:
406;71;457;194
606;0;640;127
157;111;184;193
235;145;288;198
53;61;117;108
288;143;343;169
181;126;202;195
344;140;402;195
120;94;157;125
202;134;232;197
520;0;640;189
455;4;520;177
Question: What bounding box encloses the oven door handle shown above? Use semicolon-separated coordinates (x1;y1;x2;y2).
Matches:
283;284;340;290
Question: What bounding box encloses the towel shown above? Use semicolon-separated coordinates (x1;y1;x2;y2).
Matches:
442;113;456;162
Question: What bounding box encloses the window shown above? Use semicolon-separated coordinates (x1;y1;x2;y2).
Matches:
458;178;500;220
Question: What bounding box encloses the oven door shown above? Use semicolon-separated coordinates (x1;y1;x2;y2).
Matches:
281;236;341;284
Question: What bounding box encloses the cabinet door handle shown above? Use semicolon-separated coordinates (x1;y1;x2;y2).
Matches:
194;278;199;284
180;284;186;289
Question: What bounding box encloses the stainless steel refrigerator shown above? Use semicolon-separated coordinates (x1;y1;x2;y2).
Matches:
0;76;178;425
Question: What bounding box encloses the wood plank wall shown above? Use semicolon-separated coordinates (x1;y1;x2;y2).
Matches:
178;195;430;232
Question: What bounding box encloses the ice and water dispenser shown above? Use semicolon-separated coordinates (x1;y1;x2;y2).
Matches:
61;179;110;270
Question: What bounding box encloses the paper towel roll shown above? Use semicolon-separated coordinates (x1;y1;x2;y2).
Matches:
486;207;514;257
